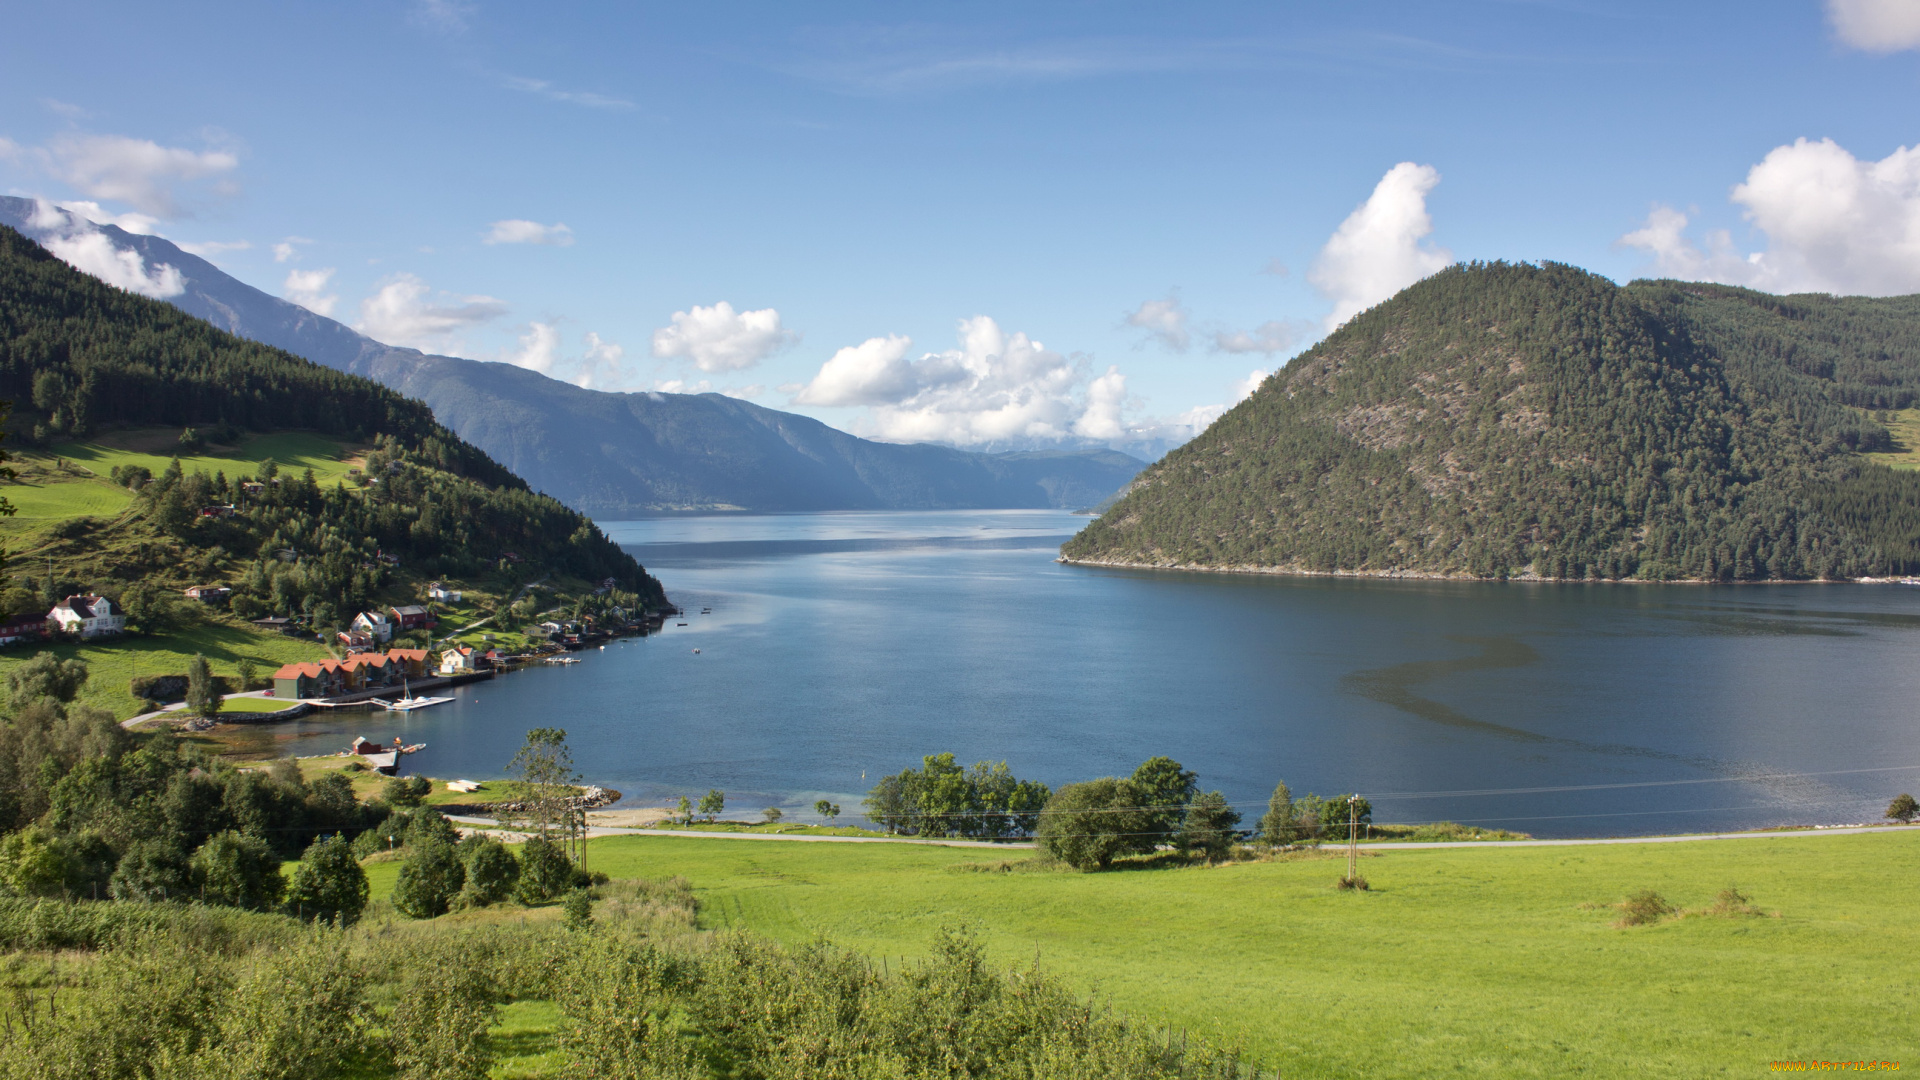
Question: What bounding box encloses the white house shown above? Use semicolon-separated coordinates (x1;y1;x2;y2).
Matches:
439;645;476;674
427;582;463;603
351;610;394;643
48;595;125;639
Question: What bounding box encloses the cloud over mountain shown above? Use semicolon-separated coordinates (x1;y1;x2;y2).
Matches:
1309;162;1454;332
355;272;508;351
1621;137;1920;296
651;301;795;372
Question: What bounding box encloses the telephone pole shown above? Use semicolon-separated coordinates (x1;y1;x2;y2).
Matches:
1347;794;1359;883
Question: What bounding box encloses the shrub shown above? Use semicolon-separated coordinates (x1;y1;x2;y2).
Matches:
283;835;370;925
191;830;286;911
458;834;519;906
383;774;431;807
1035;778;1154;870
196;933;371;1080
1615;890;1673;927
390;936;500;1080
563;887;595;929
1336;873;1370;891
1701;887;1766;918
1888;793;1918;824
393;840;466;919
109;837;193;902
516;834;576;904
761;806;783;823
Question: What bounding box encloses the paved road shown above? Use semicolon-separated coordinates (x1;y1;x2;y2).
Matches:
442;816;1917;850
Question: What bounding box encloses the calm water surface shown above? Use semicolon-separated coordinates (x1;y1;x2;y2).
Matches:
266;510;1920;837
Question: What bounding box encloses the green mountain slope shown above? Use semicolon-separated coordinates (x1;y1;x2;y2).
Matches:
1062;262;1920;581
0;223;668;616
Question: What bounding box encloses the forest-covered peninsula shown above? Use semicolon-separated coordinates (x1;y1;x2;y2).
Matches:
1063;261;1920;581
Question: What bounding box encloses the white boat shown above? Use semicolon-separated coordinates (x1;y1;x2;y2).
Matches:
377;679;455;711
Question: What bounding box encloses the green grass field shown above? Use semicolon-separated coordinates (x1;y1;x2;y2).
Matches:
49;430;365;487
0;620;327;719
359;830;1920;1077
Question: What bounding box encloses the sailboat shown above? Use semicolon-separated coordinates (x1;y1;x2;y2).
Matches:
380;677;455;712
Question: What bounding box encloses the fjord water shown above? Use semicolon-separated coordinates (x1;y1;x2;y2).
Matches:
286;511;1920;837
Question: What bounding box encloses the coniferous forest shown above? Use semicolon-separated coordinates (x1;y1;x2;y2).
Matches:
0;224;667;614
1063;262;1920;580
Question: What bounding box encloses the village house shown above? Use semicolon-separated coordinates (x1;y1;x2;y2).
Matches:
183;585;231;603
271;646;435;700
0;615;48;646
427;582;462;603
439;644;478;674
337;628;377;652
390;605;435;632
48;595;125;639
351;610;394;643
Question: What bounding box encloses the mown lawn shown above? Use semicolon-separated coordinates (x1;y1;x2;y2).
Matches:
368;829;1920;1077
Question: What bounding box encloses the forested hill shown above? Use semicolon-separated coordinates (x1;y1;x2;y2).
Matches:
1062;262;1920;581
0;224;667;607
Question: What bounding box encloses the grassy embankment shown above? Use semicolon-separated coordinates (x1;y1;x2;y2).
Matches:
352;828;1920;1076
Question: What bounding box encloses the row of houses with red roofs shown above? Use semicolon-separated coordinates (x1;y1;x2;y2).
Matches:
271;648;433;701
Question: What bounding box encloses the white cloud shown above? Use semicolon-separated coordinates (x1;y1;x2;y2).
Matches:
52;200;160;235
793;334;917;406
354;273;508;350
484;219;575;246
793;317;1122;447
176;239;251;260
273;237;313;263
1620;137;1920;296
283;268;339;317
502;76;635;110
27;200;184;298
1309;162;1453;331
42;98;89;120
1123;293;1190;351
1829;0;1920;52
42;133;239;218
1230;369;1270;401
1212;319;1307;356
411;0;472;32
651;301;796;372
506;321;562;374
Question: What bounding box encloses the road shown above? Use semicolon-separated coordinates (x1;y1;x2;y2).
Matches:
441;816;1917;850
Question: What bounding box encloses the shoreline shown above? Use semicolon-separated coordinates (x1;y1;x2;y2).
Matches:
1057;555;1919;585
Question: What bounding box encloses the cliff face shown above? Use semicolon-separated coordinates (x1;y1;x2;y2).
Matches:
1062;262;1920;581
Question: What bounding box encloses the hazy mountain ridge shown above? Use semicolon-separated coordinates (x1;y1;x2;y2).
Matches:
1064;261;1920;581
0;196;1144;516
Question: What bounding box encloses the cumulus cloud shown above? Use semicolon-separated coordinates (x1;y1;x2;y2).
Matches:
283;268;339;317
793;334;916;406
1829;0;1920;52
499;324;633;387
272;237;314;263
1620;137;1920;296
354;273;508;350
1123;293;1190;351
41;133;239;218
1212;319;1308;356
484;219;575;246
651;301;796;372
793;317;1131;447
1309;162;1453;331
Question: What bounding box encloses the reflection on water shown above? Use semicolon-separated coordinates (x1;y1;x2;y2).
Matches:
253;510;1920;838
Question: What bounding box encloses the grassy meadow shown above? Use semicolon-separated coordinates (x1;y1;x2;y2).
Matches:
355;829;1920;1077
0;619;327;719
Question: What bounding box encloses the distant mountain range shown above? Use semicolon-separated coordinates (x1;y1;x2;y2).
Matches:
0;197;1143;517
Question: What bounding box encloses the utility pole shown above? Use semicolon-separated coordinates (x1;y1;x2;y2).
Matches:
1347;794;1359;883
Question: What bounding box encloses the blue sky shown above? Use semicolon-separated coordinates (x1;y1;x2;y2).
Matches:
4;0;1919;454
